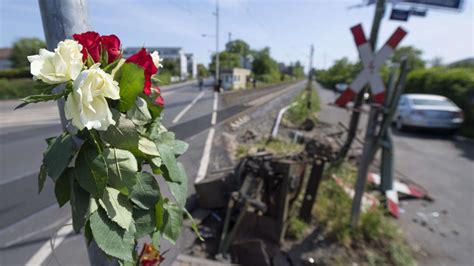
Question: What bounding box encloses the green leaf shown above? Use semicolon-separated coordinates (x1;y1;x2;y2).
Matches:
99;187;134;230
184;208;204;241
130;172;160;210
38;164;47;193
100;113;141;155
73;144;108;198
151;231;161;250
105;148;138;194
43;133;76;181
138;137;160;156
143;95;163;119
154;197;164;231
133;207;155;238
127;97;152;126
173;140;188;156
70;180;90;233
149;157;162;175
156;133;183;183
162;202;183;245
15;92;65;110
54;170;71;207
146;119;168;140
118;63;145;112
84;220;93;246
89;208;135;262
167;163;188;208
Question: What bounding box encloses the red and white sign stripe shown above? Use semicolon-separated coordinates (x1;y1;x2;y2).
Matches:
335;24;407;107
366;172;428;199
332;174;379;212
385;190;399;218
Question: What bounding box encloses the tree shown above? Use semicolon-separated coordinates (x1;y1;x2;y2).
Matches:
10;38;46;68
252;47;280;82
226;39;250;55
197;64;209;78
162;59;180;76
208;51;241;74
291;61;305;78
391;46;425;71
316;57;362;89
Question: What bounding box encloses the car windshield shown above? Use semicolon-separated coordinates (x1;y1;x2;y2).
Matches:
411;98;453;107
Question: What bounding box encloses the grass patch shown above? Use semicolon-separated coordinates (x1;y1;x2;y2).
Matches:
287;217;308;240
285;83;321;125
0;78;39;99
236;139;304;159
314;163;416;265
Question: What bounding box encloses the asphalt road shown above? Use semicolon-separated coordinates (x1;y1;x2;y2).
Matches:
0;79;216;265
317;85;474;266
0;79;305;265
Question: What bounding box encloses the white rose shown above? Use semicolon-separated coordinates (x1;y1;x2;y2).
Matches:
65;66;120;131
28;39;83;84
151;51;163;69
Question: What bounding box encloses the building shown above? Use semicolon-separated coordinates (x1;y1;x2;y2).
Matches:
240;54;253;70
186;53;197;79
221;68;251;90
0;48;13;69
123;47;188;80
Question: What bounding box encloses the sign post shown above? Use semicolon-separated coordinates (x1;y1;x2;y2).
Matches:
333;24;408;228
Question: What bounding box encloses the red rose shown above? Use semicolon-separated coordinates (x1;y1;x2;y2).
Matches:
155;95;164;107
126;48;158;95
73;31;101;62
100;34;121;63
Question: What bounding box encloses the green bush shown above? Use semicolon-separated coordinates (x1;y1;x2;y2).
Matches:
0;78;40;99
0;67;31;79
404;67;474;131
155;69;171;86
285;84;321;124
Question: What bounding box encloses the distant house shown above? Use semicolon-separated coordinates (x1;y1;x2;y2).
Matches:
123;47;188;80
185;53;197;79
0;48;13;69
240;54;253;70
221;68;251;90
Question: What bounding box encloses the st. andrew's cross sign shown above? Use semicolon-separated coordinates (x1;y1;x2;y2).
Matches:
335;24;407;106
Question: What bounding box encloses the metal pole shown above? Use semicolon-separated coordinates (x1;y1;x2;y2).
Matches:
38;0;89;132
215;0;220;84
307;45;314;109
350;106;379;228
380;64;398;192
335;0;386;162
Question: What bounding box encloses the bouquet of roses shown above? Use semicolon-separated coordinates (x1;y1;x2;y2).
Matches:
19;31;199;264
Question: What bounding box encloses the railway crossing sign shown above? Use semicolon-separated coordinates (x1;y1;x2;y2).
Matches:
335;24;407;107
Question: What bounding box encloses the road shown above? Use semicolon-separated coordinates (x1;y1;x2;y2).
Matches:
317;85;474;266
0;79;227;265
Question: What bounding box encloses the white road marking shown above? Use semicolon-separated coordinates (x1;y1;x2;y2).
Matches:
25;219;74;266
172;91;205;124
195;127;215;184
195;92;219;183
211;112;217;125
161;90;176;97
213;92;218;111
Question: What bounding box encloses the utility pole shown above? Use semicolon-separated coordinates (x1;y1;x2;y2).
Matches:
215;0;220;86
307;44;314;109
38;0;113;265
227;32;231;69
335;0;386;162
38;0;88;133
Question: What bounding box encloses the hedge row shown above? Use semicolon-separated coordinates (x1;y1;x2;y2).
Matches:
404;67;474;126
0;67;31;79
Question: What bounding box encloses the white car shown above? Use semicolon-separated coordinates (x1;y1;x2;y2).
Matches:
394;94;464;132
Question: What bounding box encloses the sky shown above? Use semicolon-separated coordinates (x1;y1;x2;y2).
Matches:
0;0;473;70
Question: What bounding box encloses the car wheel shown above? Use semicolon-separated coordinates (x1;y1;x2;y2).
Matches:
395;117;405;131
